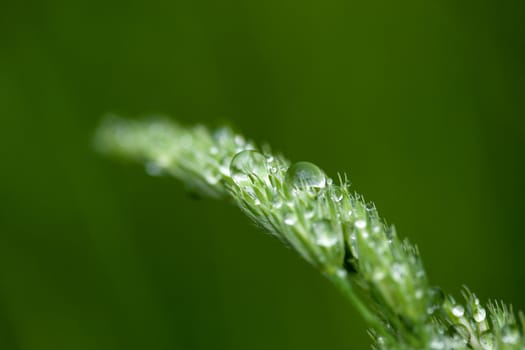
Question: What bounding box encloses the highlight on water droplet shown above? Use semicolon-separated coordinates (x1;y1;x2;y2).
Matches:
285;161;326;189
230;150;268;187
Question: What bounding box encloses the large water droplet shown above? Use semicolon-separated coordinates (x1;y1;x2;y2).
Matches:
285;161;326;189
230;150;268;187
313;219;339;247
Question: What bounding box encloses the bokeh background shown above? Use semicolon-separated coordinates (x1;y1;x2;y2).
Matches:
1;0;524;349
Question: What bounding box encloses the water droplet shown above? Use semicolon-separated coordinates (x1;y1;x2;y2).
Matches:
213;127;232;144
336;269;347;278
355;220;367;229
452;305;465;317
427;286;444;314
330;186;344;202
234;135;245;146
304;208;315;219
204;171;221;185
284;212;297;226
373;269;386;281
230;150;268;186
209;146;219;155
365;203;376;212
430;338;445;349
391;263;406;282
145;161;163;176
415;289;424;299
272;197;283;209
473;307;486;322
447;324;470;344
313;219;339;247
480;331;495;349
285;161;326;189
502;325;519;344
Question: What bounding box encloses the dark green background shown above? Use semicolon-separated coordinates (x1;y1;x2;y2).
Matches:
1;0;524;349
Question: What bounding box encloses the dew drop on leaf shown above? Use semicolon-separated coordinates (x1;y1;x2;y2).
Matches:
502;325;519;344
285;161;326;189
313;219;339;247
452;305;465;317
230;150;268;186
473;307;486;322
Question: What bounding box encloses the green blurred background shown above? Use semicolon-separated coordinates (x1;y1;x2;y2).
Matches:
1;0;524;348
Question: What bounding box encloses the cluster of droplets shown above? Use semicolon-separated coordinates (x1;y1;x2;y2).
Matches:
97;117;525;350
228;148;345;269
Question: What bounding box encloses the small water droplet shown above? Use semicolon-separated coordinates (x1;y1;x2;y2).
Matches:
447;324;470;344
230;150;268;186
304;208;315;219
284;212;297;226
480;331;495;349
415;289;424;299
209;146;219;155
234;135;245;146
373;269;386;281
473;307;486;322
355;220;367;229
285;161;326;189
330;186;344;202
204;171;221;185
502;325;519;344
430;338;445;349
145;162;163;176
313;219;339;247
336;269;347;278
427;286;445;314
272;197;283;209
391;263;406;282
452;305;465;317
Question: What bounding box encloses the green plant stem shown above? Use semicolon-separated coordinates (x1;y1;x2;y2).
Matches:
95;116;525;350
